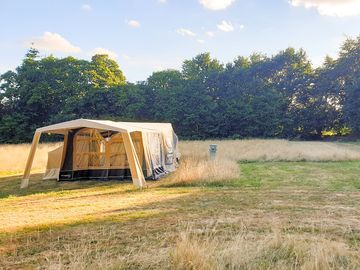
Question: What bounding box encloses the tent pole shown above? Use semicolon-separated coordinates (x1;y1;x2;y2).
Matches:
122;132;146;188
21;131;41;188
60;132;68;169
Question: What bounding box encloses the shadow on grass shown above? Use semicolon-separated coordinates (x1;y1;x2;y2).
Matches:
0;188;205;238
2;160;360;199
0;191;216;270
1;183;358;269
0;173;134;199
158;178;244;189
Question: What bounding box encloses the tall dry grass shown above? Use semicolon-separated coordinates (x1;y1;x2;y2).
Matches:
164;139;360;186
43;234;124;270
0;143;61;174
2;139;360;179
179;139;360;162
165;156;239;186
171;226;360;270
13;224;360;270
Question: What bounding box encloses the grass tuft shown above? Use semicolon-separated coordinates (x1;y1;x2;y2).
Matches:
171;226;360;270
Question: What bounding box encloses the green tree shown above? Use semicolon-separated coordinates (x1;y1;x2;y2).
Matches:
182;52;223;80
145;69;183;122
4;38;360;143
88;54;126;88
333;36;360;135
0;50;128;142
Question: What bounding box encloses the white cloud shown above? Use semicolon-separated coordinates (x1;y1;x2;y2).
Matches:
239;24;245;30
176;28;196;37
90;47;118;60
217;20;234;32
158;0;167;4
81;4;92;11
197;39;205;43
199;0;235;10
27;32;81;53
206;31;215;37
127;20;141;28
289;0;360;17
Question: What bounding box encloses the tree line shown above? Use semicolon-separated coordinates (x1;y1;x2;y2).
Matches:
1;35;360;143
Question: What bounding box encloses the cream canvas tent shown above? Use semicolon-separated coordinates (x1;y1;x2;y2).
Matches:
21;119;179;188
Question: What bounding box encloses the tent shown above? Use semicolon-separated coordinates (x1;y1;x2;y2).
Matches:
21;119;179;188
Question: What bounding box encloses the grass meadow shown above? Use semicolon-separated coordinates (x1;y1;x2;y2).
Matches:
0;140;359;269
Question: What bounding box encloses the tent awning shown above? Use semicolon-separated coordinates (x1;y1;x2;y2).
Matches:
21;118;178;189
36;119;163;134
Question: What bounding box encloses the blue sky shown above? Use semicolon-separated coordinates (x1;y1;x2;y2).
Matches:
1;0;360;82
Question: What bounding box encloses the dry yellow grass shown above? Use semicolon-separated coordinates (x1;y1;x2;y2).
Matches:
172;231;218;270
164;156;239;186
172;226;360;270
179;139;360;162
0;140;360;269
0;143;61;175
0;160;360;269
0;186;194;232
1;139;360;178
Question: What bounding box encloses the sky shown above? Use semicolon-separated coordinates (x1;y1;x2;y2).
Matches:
1;0;360;82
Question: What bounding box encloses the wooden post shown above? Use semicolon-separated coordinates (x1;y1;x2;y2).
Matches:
122;132;146;188
21;131;41;188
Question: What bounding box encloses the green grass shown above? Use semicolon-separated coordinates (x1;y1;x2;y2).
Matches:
237;161;360;191
0;161;359;269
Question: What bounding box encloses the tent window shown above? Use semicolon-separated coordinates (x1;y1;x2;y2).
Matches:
108;132;144;169
73;129;145;170
109;141;128;168
131;132;144;166
74;129;106;169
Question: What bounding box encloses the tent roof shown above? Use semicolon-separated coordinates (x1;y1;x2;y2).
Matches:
36;119;173;134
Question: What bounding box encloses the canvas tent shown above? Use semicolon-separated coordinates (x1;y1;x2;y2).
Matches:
21;119;179;188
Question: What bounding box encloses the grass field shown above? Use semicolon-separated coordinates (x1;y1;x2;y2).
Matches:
0;140;360;269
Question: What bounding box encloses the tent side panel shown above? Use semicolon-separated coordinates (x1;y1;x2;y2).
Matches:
141;132;152;178
145;132;167;179
43;145;63;180
161;128;179;172
21;131;41;188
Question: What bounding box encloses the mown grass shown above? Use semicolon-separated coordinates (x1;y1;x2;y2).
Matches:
238;161;360;191
0;158;359;269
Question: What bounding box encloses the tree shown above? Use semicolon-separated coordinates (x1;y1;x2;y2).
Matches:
4;38;360;143
0;50;128;142
88;55;126;87
182;52;223;80
144;69;184;122
334;36;360;135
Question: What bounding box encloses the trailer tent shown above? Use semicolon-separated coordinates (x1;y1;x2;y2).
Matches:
21;119;179;188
